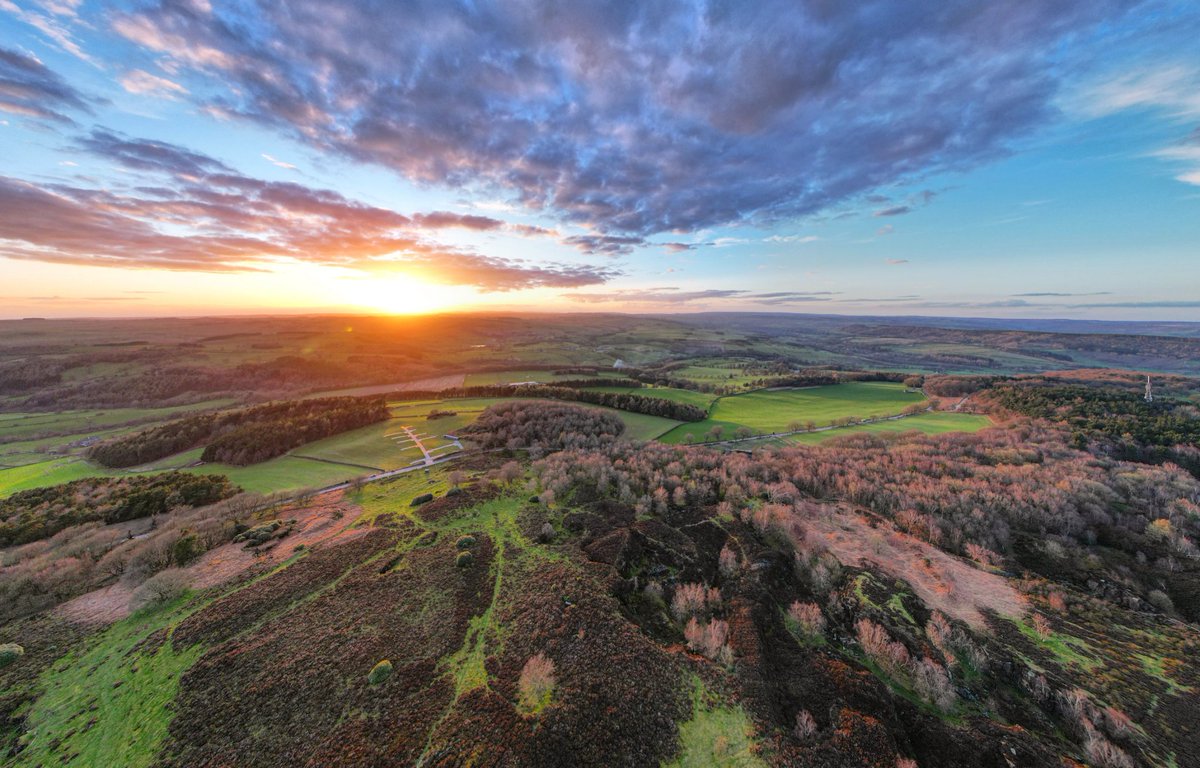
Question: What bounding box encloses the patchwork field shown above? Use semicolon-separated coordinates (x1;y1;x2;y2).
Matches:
659;382;927;444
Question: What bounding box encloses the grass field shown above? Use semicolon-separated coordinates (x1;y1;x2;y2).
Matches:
659;382;926;444
770;412;993;446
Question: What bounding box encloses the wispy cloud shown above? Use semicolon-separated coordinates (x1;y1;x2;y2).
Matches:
563;289;836;306
0;47;91;124
261;153;297;170
0;130;618;291
120;69;187;99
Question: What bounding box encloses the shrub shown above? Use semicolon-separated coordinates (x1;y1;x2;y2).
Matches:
517;652;556;715
794;709;817;740
456;535;476;549
1148;589;1174;613
1083;722;1134;768
718;545;739;578
0;643;24;669
130;568;191;612
171;532;203;566
411;493;434;507
684;618;731;663
455;551;474;568
367;659;393;685
911;657;956;712
671;582;718;621
856;618;909;676
538;522;556;543
786;601;825;641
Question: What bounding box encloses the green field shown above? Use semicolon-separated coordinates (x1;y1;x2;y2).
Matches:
770;412;993;446
659;382;926;444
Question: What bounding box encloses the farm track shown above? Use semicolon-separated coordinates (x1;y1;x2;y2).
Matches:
290;454;384;472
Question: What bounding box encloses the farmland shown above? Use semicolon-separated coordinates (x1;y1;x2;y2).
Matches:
0;380;984;499
761;412;993;446
659;382;926;444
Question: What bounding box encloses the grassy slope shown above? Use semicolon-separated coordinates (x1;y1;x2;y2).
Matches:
12;599;202;768
659;382;926;444
664;680;768;768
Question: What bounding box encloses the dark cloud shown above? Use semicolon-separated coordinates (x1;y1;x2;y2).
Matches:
79;129;233;177
874;206;912;217
562;234;646;255
0;132;616;291
0;46;90;123
112;0;1137;236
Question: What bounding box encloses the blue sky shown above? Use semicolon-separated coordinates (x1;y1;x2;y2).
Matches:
1;0;1198;319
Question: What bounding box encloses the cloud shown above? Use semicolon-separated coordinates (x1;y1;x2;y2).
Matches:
764;234;819;243
874;205;911;217
79;128;232;177
563;288;835;306
1012;291;1111;297
877;225;895;236
0;132;618;291
1079;64;1200;185
886;258;908;264
0;1;96;65
1069;300;1200;308
120;69;187;99
108;0;1135;236
561;233;645;255
660;242;698;253
261;153;296;170
0;46;90;123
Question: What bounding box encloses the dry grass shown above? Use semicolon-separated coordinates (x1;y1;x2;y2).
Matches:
804;508;1026;629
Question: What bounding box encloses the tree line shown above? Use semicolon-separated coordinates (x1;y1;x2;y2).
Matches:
89;396;391;468
0;472;237;547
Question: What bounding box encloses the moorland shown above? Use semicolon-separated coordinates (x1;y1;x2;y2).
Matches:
2;312;1200;767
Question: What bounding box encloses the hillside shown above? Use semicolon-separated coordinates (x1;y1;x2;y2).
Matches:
3;391;1199;767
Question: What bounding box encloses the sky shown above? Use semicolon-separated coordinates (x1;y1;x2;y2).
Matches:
1;0;1199;320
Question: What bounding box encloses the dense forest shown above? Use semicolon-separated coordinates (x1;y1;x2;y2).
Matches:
472;409;1200;620
460;401;626;453
382;385;708;422
0;473;237;548
988;382;1200;477
89;397;391;468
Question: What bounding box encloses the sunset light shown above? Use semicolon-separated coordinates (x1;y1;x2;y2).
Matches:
2;3;1200;765
334;274;473;315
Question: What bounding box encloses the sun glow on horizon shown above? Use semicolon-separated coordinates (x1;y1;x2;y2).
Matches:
334;274;476;315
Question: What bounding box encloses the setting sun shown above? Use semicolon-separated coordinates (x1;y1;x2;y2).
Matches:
334;274;474;315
